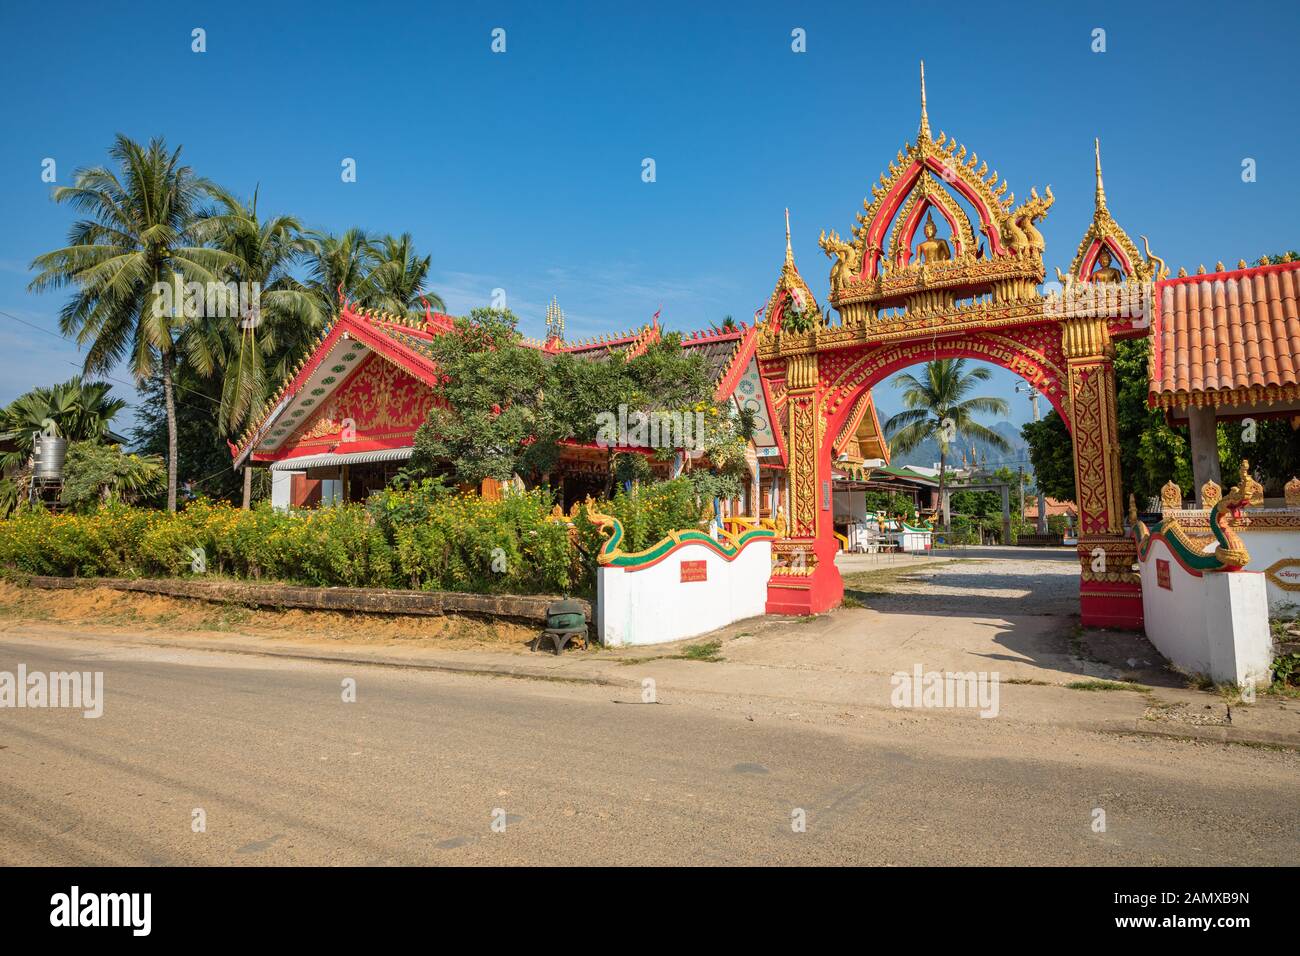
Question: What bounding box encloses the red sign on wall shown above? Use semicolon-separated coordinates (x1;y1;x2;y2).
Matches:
680;560;707;582
1156;558;1171;591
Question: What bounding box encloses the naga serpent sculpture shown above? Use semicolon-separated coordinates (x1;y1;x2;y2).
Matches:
1132;460;1255;572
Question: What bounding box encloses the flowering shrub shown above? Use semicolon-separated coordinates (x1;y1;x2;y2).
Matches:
0;478;721;597
0;505;157;577
385;490;574;593
0;493;570;594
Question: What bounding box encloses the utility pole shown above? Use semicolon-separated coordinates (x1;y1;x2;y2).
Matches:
1018;465;1025;528
1016;383;1049;534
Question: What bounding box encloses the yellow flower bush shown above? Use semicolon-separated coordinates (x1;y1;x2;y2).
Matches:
0;480;714;598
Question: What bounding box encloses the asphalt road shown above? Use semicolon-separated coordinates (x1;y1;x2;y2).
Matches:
1;634;1296;866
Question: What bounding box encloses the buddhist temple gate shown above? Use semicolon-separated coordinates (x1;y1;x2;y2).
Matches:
759;64;1167;629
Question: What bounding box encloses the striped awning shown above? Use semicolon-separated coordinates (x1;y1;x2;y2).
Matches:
268;448;413;471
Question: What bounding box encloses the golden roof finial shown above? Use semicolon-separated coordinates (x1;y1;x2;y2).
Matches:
784;207;794;266
919;60;931;140
1093;138;1108;213
545;295;565;342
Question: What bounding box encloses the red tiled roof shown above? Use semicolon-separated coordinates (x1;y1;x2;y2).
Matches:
1023;497;1076;519
1149;260;1300;411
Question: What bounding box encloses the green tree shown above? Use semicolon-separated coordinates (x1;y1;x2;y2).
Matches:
28;135;234;511
407;314;738;500
1115;337;1190;503
130;372;243;505
370;233;445;318
883;359;1010;528
59;441;164;510
0;376;126;473
192;187;322;505
0;377;129;514
1022;412;1075;501
1220;417;1300;495
305;227;379;310
408;309;556;486
1024;338;1192;507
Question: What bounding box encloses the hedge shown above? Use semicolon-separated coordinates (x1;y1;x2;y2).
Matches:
0;479;713;598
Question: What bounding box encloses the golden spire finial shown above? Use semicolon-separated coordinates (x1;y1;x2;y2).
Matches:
1094;138;1108;213
545;294;565;342
784;207;793;265
919;60;930;140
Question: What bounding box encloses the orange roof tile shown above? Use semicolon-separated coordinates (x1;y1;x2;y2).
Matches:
1023;497;1076;519
1149;260;1300;411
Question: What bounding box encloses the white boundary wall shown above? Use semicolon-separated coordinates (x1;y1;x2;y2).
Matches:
1137;536;1273;686
1164;509;1300;614
597;536;772;647
1238;525;1300;615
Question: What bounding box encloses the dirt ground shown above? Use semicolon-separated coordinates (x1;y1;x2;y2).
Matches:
0;581;539;652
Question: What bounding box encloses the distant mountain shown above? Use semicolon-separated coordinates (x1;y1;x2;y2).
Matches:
887;419;1030;471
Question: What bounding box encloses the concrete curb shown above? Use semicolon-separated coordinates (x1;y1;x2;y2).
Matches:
1118;720;1299;750
1;625;634;689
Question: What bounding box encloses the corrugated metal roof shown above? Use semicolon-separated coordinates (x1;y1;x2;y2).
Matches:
268;448;413;470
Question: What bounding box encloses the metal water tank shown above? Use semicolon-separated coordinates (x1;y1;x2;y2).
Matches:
32;434;67;481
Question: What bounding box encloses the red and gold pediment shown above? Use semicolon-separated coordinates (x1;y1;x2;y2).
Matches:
284;354;437;451
1063;139;1166;285
819;62;1054;319
885;170;978;267
761;210;823;334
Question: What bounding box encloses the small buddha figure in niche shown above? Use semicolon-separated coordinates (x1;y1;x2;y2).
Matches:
914;213;952;265
1090;247;1124;283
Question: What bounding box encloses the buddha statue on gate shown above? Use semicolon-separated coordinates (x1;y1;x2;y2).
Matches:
1090;247;1124;283
914;213;952;265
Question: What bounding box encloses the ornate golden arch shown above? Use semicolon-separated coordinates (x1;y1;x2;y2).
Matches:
821;329;1071;429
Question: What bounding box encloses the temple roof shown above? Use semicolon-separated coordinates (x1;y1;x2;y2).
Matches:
231;305;448;464
1149;259;1300;415
230;287;887;473
678;325;758;402
231;303;806;464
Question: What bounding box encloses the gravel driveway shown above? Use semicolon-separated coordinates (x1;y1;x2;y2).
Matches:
839;547;1080;617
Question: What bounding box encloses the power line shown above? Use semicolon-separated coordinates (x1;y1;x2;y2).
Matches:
0;306;226;411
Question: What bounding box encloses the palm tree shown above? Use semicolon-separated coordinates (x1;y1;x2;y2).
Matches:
883;359;1010;529
0;376;127;474
28;135;234;511
370;233;445;318
305;228;380;312
193;188;322;506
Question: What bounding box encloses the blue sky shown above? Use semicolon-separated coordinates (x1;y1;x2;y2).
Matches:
1;0;1297;442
